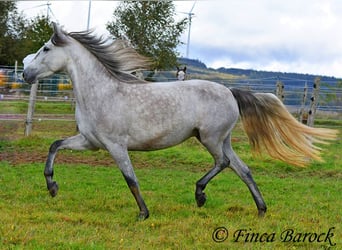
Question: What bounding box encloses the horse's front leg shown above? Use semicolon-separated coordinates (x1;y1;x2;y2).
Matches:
106;143;149;220
44;134;97;197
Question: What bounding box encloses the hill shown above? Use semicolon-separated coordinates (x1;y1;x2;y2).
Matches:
177;58;341;85
176;58;341;109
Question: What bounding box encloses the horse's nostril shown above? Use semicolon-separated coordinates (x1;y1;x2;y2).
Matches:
22;70;34;84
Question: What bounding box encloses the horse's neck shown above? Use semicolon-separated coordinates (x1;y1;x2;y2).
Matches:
66;45;117;103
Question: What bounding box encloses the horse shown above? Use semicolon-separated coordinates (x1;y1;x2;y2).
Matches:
23;23;338;220
176;66;187;81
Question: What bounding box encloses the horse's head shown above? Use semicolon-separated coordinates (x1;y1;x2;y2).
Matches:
23;22;69;84
176;66;186;81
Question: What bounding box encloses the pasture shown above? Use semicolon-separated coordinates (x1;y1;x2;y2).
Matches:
0;100;341;249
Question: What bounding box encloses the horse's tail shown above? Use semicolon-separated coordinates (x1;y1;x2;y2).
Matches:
230;88;338;167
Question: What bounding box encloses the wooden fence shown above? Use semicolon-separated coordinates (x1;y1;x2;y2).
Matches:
1;67;341;136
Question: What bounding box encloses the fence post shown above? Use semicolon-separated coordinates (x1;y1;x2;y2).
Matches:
298;81;308;123
14;60;18;81
25;83;38;136
307;77;320;127
276;80;284;102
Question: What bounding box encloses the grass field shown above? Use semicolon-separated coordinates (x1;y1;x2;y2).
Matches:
0;101;341;249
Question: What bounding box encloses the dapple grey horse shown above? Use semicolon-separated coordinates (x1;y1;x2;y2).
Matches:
23;23;337;220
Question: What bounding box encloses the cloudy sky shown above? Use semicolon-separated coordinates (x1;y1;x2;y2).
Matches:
18;0;342;78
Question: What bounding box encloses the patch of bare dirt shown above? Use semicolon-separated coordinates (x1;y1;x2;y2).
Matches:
0;150;115;167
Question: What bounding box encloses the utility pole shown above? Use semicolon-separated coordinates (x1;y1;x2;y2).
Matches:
87;0;92;30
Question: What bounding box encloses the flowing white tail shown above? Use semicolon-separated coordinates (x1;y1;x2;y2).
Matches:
231;88;338;167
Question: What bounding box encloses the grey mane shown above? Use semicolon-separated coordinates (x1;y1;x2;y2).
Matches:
51;29;150;83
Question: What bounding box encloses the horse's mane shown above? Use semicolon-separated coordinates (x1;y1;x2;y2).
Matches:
51;28;151;83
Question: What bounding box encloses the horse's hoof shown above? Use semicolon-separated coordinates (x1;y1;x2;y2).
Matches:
48;181;59;197
196;192;207;207
258;209;266;218
137;211;149;221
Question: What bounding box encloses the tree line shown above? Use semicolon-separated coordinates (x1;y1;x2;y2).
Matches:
0;1;188;70
0;2;52;66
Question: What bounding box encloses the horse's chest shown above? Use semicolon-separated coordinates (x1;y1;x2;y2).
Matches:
75;109;107;148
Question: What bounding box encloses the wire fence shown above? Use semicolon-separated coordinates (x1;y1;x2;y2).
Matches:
1;66;341;129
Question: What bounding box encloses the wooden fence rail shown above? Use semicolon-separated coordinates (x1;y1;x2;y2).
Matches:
0;67;340;135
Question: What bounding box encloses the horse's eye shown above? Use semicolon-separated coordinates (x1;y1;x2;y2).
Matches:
43;47;50;52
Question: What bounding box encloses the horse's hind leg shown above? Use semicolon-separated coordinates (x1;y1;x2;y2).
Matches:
224;137;267;217
44;134;96;197
196;134;266;217
195;164;228;207
195;137;230;207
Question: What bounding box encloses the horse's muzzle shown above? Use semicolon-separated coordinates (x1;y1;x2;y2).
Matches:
22;69;37;84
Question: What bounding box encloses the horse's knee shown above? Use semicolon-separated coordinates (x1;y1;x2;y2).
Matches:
49;139;63;153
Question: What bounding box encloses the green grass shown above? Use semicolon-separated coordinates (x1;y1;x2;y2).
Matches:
0;160;341;249
0;113;341;249
0;100;74;115
0;100;28;114
0;123;341;249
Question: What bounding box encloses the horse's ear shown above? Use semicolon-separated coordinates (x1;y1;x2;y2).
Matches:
51;22;68;45
52;22;64;37
176;66;180;71
183;66;187;72
52;22;58;32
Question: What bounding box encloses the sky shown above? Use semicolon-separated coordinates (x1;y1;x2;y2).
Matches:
17;0;342;78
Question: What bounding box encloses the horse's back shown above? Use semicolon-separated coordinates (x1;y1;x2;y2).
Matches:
124;78;239;126
171;79;238;116
122;79;239;150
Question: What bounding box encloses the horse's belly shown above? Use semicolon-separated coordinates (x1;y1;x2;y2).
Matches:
127;126;196;151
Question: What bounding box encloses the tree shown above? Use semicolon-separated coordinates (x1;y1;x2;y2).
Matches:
0;2;15;37
24;15;53;53
0;1;52;66
106;1;187;70
6;12;31;65
0;1;21;65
